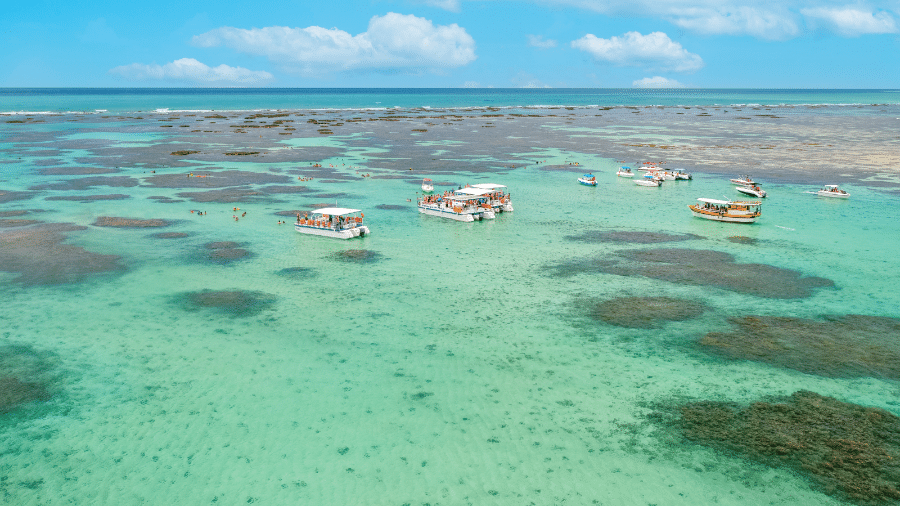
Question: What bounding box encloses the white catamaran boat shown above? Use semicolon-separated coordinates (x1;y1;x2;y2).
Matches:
616;167;634;177
295;208;370;239
816;184;850;198
421;178;434;193
578;174;598;186
736;184;767;198
689;198;761;223
464;183;514;212
418;193;494;222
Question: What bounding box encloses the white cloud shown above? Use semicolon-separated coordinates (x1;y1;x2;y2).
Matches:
801;7;898;36
192;13;476;76
109;58;273;84
668;6;801;40
528;34;558;48
632;76;685;88
571;31;704;72
418;0;461;12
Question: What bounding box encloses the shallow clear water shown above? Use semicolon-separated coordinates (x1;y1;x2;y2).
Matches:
1;104;899;505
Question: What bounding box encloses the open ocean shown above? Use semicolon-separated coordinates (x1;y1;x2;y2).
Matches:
2;88;900;505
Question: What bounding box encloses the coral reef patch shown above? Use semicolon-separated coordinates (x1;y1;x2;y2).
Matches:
0;223;124;285
565;230;704;244
700;314;900;379
655;391;900;505
330;249;383;263
589;296;706;328
204;241;251;264
180;290;276;317
93;216;171;227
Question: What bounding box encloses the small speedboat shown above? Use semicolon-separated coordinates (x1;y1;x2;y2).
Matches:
816;184;849;198
736;184;766;198
616;167;634;177
578;174;598;186
635;176;662;187
730;175;755;185
421;178;434;193
673;170;692;180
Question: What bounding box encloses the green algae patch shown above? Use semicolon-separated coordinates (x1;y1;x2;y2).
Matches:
589;296;706;328
658;391;900;505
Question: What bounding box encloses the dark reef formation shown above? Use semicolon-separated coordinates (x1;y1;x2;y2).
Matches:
656;391;900;505
204;241;251;264
180;290;276;317
589;296;706;328
331;249;383;263
700;314;900;379
565;230;704;244
93;216;171;228
549;248;833;299
0;223;125;285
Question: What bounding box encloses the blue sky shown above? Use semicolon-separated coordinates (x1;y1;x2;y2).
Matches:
3;0;898;88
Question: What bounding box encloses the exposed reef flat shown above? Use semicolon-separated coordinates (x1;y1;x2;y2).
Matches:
93;216;171;228
0;223;124;285
655;391;900;505
700;314;900;379
565;230;704;244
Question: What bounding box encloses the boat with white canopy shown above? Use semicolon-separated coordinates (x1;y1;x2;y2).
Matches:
421;178;434;193
295;208;370;239
462;183;514;212
689;198;761;223
616;166;634;177
418;192;494;221
816;184;850;198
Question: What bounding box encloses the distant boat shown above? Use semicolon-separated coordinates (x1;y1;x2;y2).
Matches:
736;184;767;198
689;198;761;223
578;174;598;186
816;184;850;198
616;167;634;177
730;175;755;185
295;208;370;239
421;178;434;193
672;170;692;180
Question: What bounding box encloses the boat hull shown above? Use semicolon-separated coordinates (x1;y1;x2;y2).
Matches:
635;179;661;187
418;205;478;222
616;171;634;177
817;191;850;198
689;205;758;223
294;224;370;239
736;186;766;198
578;178;597;186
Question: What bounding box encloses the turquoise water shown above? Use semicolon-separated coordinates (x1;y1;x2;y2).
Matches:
2;88;899;113
2;100;900;505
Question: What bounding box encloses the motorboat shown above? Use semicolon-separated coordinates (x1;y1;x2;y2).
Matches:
578;174;598;186
816;184;850;198
421;178;434;193
736;184;767;198
616;167;634;177
464;183;514;212
635;176;662;187
672;170;692;180
689;198;761;223
730;175;755;185
419;193;494;222
295;208;370;239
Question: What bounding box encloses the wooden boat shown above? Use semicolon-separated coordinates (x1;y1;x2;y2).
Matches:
689;198;761;223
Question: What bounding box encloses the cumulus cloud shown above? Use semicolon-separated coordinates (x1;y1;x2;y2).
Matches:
632;76;685;88
418;0;461;12
528;34;558;48
192;13;476;76
801;7;897;36
109;58;273;84
571;31;704;72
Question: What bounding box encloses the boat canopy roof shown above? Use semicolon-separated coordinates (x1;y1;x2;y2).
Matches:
822;184;840;189
455;187;494;196
619;166;631;170
582;174;594;178
696;198;761;206
469;183;507;190
448;193;487;202
311;207;362;216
